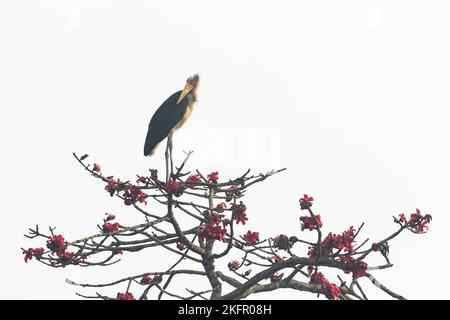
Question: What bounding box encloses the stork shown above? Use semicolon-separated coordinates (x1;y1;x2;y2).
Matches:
144;74;199;181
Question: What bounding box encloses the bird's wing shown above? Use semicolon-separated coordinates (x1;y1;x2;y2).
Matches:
144;91;188;156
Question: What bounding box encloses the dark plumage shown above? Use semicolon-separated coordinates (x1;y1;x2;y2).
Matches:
143;90;189;156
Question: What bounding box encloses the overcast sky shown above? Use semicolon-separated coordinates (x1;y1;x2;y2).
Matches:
1;0;449;299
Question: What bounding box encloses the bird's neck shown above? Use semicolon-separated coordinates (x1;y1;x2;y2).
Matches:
190;88;198;102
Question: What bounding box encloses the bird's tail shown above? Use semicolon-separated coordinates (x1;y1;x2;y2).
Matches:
143;132;160;156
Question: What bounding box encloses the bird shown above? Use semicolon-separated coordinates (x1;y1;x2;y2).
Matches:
143;74;199;181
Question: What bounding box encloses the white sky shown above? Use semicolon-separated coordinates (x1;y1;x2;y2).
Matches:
0;0;449;299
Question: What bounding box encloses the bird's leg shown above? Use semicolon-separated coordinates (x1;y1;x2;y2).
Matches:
168;133;174;177
165;138;170;183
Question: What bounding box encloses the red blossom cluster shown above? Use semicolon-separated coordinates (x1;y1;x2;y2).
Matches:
22;247;44;263
105;181;119;197
324;226;356;253
140;275;153;284
310;272;340;300
47;235;66;256
197;214;228;243
371;242;389;256
164;179;185;197
339;255;368;278
231;202;248;225
243;230;259;246
92;163;101;173
207;171;219;183
185;174;201;188
102;213;120;233
22;153;435;300
307;226;356;259
136;175;149;184
394;209;432;233
116;293;135;300
299;194;314;210
102;222;120;233
46;235;78;266
57;251;76;266
215;202;227;212
299;215;323;231
228;260;240;271
272;234;292;251
136;170;158;184
123;188;148;206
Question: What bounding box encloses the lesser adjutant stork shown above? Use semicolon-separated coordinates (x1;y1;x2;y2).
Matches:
143;74;199;181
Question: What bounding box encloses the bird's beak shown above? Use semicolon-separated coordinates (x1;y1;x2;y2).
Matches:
177;83;194;104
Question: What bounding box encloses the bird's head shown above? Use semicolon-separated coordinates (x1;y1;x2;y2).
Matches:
177;74;199;104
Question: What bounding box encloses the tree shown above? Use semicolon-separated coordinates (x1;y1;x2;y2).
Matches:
22;151;432;300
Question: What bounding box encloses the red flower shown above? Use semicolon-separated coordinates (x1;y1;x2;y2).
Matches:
325;282;341;300
243;230;259;245
408;209;432;233
33;247;44;260
299;215;323;231
105;181;119;197
123;188;149;205
228;260;240;271
164;179;185;197
307;266;314;276
93;163;101;173
307;244;320;259
197;223;228;243
187;174;201;183
23;248;44;263
320;226;356;255
47;235;66;256
23;248;33;263
210;213;223;225
371;242;390;256
273;234;292;251
234;213;248;225
215;202;227;212
310;272;340;300
339;256;368;278
394;209;433;233
207;171;219;183
176;242;186;250
231;202;248;225
186;174;202;188
396;213;407;223
105;213;116;221
116;293;135;300
103;222;120;233
140;275;153;284
299;194;314;210
57;251;75;266
136;176;149;184
339;226;355;252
